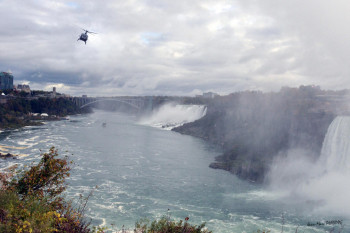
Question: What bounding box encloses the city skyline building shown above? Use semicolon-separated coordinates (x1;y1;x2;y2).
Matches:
0;72;14;90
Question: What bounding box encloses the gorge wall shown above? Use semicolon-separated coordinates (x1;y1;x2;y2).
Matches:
173;86;349;182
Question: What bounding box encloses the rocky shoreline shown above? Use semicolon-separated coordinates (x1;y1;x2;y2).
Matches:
0;152;17;160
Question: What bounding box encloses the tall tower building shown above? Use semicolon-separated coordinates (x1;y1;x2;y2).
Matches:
0;72;14;90
52;87;56;97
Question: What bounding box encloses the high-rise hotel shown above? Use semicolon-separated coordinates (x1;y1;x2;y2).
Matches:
0;72;14;90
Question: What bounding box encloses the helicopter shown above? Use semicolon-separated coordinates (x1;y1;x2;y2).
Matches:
77;29;97;44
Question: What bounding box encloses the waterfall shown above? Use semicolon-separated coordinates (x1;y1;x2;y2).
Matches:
319;116;350;172
139;103;207;130
267;115;350;216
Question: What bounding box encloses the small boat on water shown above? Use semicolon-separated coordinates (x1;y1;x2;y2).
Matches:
102;122;107;127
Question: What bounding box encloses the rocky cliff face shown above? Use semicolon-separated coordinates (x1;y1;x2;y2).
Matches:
173;86;344;182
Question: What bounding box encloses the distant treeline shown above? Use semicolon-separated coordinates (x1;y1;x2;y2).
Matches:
0;96;92;129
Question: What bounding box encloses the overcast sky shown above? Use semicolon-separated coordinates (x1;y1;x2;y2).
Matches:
0;0;349;96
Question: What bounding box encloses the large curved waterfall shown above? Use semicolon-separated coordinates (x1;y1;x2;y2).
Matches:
319;116;350;172
139;103;207;130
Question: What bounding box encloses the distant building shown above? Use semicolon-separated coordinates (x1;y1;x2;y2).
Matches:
52;87;56;98
15;84;31;93
0;93;7;104
202;92;219;98
82;95;87;98
0;72;14;90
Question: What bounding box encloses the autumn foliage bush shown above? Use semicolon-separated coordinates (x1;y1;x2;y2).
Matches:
0;147;91;233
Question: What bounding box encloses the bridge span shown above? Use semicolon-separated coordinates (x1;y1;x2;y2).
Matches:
70;96;154;112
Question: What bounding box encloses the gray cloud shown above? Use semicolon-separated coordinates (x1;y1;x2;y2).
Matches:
0;0;349;96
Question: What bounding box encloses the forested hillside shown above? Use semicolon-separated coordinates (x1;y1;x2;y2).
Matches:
0;96;92;129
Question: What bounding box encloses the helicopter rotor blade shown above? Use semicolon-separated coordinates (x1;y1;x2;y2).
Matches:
78;27;98;34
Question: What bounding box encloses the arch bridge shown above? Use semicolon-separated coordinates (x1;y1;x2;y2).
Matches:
71;96;153;112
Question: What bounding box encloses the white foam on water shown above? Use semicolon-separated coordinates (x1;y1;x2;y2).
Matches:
17;136;40;147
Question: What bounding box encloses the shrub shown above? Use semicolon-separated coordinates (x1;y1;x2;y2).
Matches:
135;216;211;233
0;147;91;233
